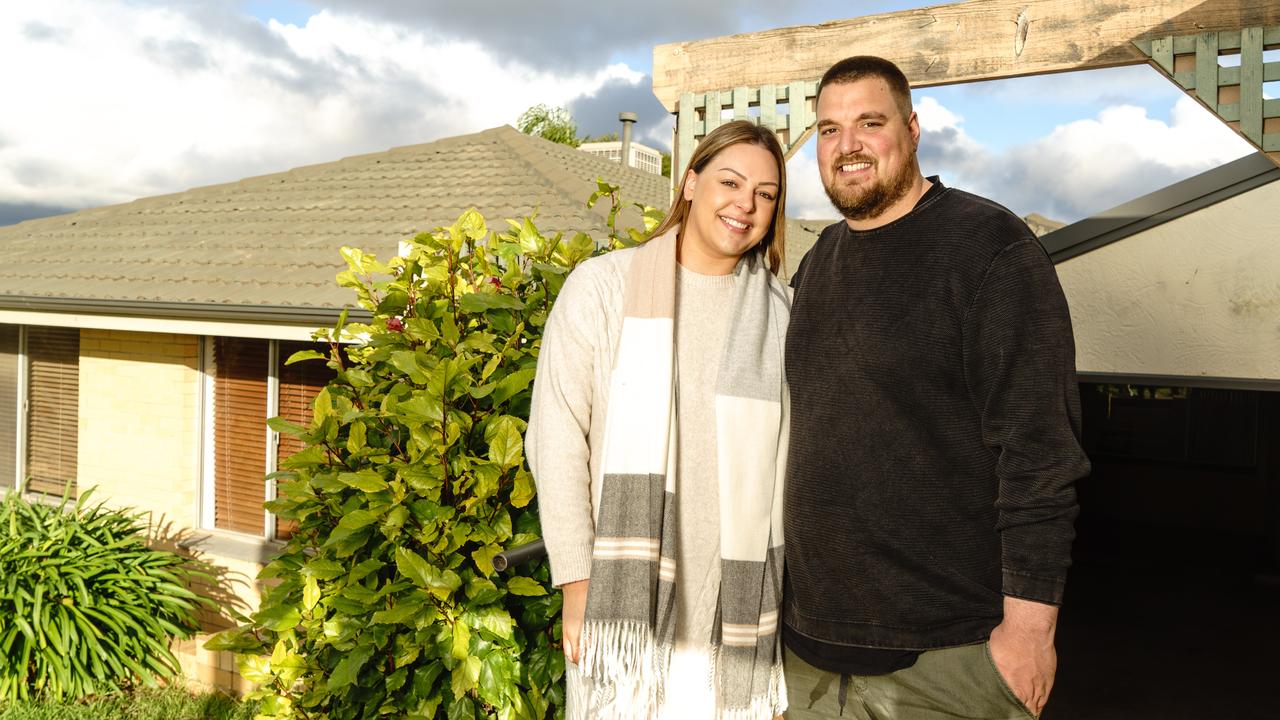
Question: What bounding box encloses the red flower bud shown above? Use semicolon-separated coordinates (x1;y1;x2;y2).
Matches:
386;317;404;332
488;277;502;288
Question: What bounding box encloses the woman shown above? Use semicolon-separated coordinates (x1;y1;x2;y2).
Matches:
527;120;791;719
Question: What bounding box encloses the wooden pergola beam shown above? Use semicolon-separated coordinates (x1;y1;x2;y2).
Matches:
652;0;1280;112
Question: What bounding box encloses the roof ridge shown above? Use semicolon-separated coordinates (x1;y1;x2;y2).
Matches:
495;126;675;227
493;127;604;224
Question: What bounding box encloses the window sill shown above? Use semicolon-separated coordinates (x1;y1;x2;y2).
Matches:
178;529;286;565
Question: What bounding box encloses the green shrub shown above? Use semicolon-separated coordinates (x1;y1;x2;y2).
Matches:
208;190;660;719
0;490;208;701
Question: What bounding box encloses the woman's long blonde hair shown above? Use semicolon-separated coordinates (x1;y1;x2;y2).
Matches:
649;120;787;274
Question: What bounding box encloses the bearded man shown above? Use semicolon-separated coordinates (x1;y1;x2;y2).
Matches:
782;56;1091;720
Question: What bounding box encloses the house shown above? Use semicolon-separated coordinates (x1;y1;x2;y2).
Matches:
579;139;665;176
0;124;685;689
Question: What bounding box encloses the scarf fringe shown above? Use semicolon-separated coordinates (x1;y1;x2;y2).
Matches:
578;619;673;714
714;662;787;720
564;664;591;720
708;645;788;720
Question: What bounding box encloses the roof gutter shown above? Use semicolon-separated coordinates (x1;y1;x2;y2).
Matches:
0;295;372;325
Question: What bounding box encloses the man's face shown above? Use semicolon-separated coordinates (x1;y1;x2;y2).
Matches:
815;77;921;225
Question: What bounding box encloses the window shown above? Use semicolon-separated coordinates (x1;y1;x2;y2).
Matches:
24;327;79;496
274;340;336;539
205;337;335;538
209;337;270;534
0;324;18;486
0;324;80;495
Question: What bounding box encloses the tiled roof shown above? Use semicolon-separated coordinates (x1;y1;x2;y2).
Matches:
0;126;671;310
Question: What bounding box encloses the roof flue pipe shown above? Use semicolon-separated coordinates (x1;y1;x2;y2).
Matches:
619;112;637;169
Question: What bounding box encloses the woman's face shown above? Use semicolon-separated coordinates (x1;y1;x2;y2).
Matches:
680;142;780;274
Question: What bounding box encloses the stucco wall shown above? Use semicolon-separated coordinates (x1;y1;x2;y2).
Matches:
1057;182;1280;381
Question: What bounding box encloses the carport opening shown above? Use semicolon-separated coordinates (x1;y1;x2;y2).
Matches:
1048;383;1280;719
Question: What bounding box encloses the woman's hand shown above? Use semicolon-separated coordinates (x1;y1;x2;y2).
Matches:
561;579;589;664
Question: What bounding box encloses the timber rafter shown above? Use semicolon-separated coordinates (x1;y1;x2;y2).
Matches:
655;0;1280;177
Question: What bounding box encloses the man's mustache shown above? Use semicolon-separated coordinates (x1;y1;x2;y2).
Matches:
832;154;876;171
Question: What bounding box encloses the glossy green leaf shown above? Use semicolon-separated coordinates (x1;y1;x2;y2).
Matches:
450;655;482;699
505;577;547;597
326;643;376;691
459;292;525;313
338;470;388;493
302;576;321;613
486;416;523;470
285;349;328;365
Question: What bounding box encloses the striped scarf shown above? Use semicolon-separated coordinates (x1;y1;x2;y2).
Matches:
576;227;789;719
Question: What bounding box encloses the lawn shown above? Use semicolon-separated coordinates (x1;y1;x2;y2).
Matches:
0;686;256;720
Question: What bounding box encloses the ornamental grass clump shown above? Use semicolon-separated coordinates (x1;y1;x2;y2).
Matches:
0;490;208;701
208;191;660;720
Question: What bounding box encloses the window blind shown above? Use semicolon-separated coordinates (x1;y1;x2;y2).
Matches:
274;341;336;539
212;337;269;534
25;327;79;496
0;325;19;488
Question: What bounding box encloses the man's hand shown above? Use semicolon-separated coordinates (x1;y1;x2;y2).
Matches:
988;595;1059;717
561;579;589;664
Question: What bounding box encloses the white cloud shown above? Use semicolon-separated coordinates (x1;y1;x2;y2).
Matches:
992;96;1255;220
784;147;834;219
918;95;1255;222
783;93;1257;225
0;2;644;210
914;95;962;132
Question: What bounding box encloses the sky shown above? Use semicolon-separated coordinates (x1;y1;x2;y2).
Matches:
0;0;1266;228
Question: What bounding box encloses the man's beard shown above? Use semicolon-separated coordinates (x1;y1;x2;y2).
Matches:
823;152;916;222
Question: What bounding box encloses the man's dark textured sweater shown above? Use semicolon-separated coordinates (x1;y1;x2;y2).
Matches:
783;179;1091;659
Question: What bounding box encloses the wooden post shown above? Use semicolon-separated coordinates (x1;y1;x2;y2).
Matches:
787;81;807;154
705;90;723;135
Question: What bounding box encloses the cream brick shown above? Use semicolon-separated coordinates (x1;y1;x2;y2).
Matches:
78;328;268;673
79;330;201;528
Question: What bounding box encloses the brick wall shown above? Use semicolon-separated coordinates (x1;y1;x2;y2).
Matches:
76;329;262;694
78;329;201;525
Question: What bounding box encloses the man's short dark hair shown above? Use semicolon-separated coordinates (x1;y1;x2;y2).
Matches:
817;56;913;121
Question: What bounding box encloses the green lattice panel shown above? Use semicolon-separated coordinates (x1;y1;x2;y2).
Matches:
674;81;819;180
1135;26;1280;153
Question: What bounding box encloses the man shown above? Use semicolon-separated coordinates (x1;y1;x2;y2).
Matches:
783;56;1090;719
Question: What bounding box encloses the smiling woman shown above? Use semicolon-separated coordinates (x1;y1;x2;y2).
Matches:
527;119;792;719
